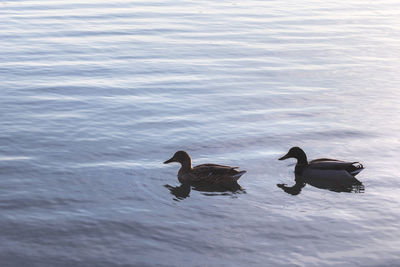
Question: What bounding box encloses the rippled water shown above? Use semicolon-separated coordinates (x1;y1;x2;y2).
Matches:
1;1;400;266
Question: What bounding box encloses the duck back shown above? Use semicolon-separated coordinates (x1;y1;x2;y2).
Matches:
308;159;364;176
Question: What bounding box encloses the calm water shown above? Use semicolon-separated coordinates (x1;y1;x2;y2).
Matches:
1;1;400;266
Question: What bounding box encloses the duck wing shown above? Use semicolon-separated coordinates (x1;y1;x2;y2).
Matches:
196;163;240;169
309;158;342;163
308;159;364;176
190;164;246;184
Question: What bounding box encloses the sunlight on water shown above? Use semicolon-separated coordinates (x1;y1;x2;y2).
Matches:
1;0;400;266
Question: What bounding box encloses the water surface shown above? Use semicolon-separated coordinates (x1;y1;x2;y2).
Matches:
1;0;400;266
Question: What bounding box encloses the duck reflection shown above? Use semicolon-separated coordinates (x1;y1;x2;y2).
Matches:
277;170;364;195
164;182;244;200
164;183;191;200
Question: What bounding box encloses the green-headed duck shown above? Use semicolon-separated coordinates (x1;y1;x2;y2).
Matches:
279;147;364;176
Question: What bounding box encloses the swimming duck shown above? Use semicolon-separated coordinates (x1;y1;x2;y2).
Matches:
279;147;364;176
164;151;246;185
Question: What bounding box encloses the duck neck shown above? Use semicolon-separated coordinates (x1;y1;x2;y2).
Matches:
296;152;308;165
178;157;192;176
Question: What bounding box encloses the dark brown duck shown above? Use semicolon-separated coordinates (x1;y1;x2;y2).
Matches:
164;151;247;185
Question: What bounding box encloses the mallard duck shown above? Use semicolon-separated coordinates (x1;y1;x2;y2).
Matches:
163;151;246;185
279;147;364;176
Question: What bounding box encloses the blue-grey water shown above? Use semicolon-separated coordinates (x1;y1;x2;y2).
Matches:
1;1;400;266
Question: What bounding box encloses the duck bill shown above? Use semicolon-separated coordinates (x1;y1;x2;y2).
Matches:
279;153;290;161
163;157;175;164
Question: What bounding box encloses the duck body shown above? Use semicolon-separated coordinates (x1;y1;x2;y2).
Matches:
164;151;246;186
307;159;364;176
181;163;246;184
280;147;364;176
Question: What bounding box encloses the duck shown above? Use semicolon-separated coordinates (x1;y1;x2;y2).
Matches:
279;147;364;176
164;151;246;186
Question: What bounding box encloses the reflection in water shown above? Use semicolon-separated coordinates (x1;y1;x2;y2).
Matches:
278;170;364;195
165;182;244;200
164;183;191;200
277;178;306;196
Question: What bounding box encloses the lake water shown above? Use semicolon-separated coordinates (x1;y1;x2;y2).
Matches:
1;0;400;266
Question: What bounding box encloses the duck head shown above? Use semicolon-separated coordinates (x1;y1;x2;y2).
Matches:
164;151;192;166
279;147;308;165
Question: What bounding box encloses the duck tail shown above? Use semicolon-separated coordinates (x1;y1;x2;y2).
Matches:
350;162;364;176
233;170;247;181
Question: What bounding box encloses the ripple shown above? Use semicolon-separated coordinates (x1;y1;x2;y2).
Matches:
1;0;400;266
